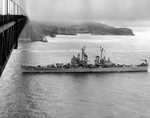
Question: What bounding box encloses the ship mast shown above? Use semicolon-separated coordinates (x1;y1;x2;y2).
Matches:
100;46;104;59
81;46;86;61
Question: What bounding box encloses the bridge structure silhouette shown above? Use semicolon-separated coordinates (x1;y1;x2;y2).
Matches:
0;0;27;75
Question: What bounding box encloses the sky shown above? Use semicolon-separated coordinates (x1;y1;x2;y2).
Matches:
24;0;150;22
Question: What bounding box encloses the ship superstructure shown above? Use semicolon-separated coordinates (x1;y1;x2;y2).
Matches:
21;46;149;73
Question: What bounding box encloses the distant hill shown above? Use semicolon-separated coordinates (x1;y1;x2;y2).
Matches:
20;21;134;41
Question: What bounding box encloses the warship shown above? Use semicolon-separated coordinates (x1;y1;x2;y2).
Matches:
21;46;149;73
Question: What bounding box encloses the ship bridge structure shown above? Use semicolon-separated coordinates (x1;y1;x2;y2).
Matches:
0;0;27;75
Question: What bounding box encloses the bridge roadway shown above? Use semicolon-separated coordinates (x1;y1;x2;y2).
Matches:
0;15;27;75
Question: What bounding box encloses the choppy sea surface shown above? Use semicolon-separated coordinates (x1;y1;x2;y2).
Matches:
1;26;150;118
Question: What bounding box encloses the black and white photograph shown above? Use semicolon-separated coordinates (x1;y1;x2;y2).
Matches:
0;0;150;117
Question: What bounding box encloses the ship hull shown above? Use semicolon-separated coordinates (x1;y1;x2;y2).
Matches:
22;66;148;73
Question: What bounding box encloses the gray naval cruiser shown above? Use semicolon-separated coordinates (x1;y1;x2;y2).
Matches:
21;46;149;73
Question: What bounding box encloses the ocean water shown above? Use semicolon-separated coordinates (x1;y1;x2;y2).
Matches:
1;26;150;118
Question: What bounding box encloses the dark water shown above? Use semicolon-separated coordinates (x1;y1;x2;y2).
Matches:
1;27;150;118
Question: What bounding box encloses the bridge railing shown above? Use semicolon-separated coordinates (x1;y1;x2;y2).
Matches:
0;0;27;76
0;15;27;76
